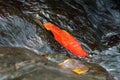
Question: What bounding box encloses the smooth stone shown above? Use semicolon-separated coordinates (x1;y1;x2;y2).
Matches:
0;47;114;80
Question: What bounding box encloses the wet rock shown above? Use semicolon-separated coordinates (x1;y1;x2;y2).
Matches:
13;63;114;80
3;0;105;50
0;47;42;80
102;33;120;47
0;47;114;80
47;54;115;80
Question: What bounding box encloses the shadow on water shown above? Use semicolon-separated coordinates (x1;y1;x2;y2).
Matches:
0;0;120;80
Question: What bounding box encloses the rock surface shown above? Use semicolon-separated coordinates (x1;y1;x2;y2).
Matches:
0;47;114;80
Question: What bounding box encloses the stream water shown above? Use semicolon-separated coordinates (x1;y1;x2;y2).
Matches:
0;0;120;80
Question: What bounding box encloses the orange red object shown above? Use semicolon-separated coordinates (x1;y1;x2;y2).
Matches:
43;23;89;57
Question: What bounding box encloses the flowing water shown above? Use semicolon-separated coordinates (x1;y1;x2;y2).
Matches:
0;0;120;80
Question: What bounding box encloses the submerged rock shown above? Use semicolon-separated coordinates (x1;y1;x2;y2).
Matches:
0;47;114;80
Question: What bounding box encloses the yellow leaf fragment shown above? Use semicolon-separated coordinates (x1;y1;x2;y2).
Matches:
72;67;89;74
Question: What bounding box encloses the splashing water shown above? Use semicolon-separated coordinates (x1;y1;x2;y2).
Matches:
92;43;120;80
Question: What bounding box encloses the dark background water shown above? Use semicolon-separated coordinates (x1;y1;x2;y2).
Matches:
0;0;120;80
